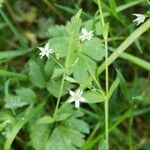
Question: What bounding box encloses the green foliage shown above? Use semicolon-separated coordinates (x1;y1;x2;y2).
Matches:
5;87;36;109
28;59;46;88
0;1;150;150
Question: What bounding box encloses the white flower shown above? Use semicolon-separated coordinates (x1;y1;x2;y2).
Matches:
79;28;93;41
133;13;146;26
67;89;86;108
39;43;53;58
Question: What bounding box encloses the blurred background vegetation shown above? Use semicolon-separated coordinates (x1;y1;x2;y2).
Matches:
0;0;150;149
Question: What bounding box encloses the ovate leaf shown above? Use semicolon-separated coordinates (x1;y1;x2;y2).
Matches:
46;126;85;150
47;79;74;97
83;91;105;103
73;56;96;83
29;122;49;150
28;60;46;88
66;9;82;37
83;38;105;61
37;116;54;124
44;60;54;77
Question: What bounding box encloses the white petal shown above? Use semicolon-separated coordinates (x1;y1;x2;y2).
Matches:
82;28;87;34
75;101;80;108
45;43;49;50
67;98;75;103
39;47;45;52
69;90;75;97
76;89;81;95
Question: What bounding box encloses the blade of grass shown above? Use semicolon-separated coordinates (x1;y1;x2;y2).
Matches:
0;50;31;60
0;9;28;49
108;77;120;99
0;70;28;80
120;52;150;71
98;19;150;75
81;15;150;94
81;108;132;150
81;104;150;150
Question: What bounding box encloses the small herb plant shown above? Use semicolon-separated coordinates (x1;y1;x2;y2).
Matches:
0;0;150;150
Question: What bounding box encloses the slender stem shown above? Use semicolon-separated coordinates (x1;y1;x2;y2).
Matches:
54;36;73;115
80;19;150;91
51;56;64;69
97;0;109;149
104;33;109;150
129;109;133;150
54;74;65;116
97;0;105;29
83;55;101;90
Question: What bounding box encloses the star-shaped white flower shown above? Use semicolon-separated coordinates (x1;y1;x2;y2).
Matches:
79;28;93;41
39;43;53;58
133;13;146;26
67;89;86;108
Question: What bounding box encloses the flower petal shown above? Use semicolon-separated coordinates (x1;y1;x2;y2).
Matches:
66;98;75;103
69;90;75;97
75;101;80;108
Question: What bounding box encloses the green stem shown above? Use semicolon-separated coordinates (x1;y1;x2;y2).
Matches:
129;109;133;150
97;1;109;149
104;32;109;150
81;108;132;150
98;19;150;75
54;36;73;115
51;56;64;69
83;55;101;90
81;19;150;91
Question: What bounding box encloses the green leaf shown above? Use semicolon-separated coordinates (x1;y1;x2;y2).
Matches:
64;76;78;83
48;25;68;37
47;79;74;97
5;88;36;108
54;113;70;121
66;9;82;37
64;118;89;134
15;88;37;103
83;91;105;103
44;60;54;77
83;38;105;61
51;67;64;79
29;120;49;150
129;78;150;105
28;60;46;88
37;116;54;124
49;37;69;58
98;139;107;150
46;126;85;150
0;0;4;8
116;69;130;100
73;56;96;83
